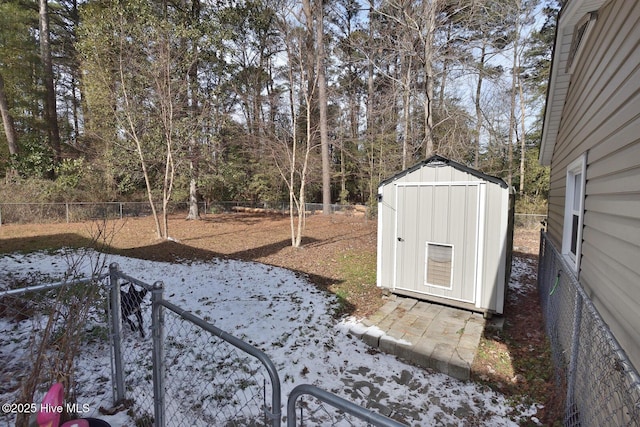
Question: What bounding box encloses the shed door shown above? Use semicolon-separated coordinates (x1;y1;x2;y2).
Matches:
394;183;483;304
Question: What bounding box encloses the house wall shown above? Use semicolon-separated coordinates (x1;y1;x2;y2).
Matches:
547;0;640;368
377;162;508;313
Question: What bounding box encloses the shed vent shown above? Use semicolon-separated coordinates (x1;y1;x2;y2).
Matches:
425;243;453;287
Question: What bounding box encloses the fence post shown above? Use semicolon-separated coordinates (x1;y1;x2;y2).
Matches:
151;281;165;427
109;263;126;403
565;290;583;425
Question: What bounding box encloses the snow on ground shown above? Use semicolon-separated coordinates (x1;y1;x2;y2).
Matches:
0;250;541;426
508;256;537;300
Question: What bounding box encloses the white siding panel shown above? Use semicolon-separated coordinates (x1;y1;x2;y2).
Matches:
589;132;640;175
587;166;640;195
582;227;640;279
584;194;640;220
584;211;640;250
552;3;640;174
546;0;640;370
580;241;640;369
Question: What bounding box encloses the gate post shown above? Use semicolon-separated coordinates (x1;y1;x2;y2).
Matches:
151;281;165;427
109;263;126;403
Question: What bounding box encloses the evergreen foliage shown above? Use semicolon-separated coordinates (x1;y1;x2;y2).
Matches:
1;0;556;217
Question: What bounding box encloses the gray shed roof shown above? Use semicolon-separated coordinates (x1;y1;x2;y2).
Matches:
379;155;509;189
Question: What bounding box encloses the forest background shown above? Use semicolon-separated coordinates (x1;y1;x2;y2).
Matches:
0;0;555;240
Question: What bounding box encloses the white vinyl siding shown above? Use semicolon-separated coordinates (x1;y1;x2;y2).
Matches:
545;0;640;370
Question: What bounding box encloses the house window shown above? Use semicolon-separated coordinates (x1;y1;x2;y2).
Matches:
425;243;453;288
566;12;598;73
562;154;586;272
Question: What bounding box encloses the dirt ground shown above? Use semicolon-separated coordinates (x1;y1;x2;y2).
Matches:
0;212;562;424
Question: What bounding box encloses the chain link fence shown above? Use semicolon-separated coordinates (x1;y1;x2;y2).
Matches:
157;300;281;427
0;201;371;225
106;263;283;427
107;269;157;426
0;202;198;224
1;261;405;427
0;272;114;426
537;231;640;426
513;213;546;229
0;201;538;227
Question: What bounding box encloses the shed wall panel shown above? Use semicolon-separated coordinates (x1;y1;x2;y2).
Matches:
377;159;509;314
479;183;508;311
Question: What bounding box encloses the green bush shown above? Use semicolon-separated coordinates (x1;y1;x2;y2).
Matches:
9;137;54;179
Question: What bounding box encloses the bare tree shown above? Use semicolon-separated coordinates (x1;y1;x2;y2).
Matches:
270;3;321;247
105;1;195;239
370;0;446;167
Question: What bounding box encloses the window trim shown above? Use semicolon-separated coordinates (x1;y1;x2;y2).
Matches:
562;154;587;273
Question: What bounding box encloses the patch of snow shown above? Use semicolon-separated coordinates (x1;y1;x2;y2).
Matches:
338;318;413;347
508;256;537;300
0;250;541;426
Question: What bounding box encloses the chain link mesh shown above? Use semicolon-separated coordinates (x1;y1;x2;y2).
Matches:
0;277;114;426
113;279;156;426
159;307;271;426
4;266;407;427
538;232;640;426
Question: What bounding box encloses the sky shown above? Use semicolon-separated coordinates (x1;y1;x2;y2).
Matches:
0;249;542;426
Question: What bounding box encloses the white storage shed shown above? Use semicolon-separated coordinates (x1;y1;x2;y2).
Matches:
377;155;514;315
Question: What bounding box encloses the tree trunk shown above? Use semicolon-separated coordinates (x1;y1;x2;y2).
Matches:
187;163;200;220
281;24;310;249
302;0;316;118
401;54;412;170
316;1;331;214
162;137;174;239
39;0;61;165
474;43;486;168
185;0;201;221
366;0;375;203
70;0;80;146
0;72;19;156
422;0;436;158
508;39;517;188
518;76;527;196
117;27;162;239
